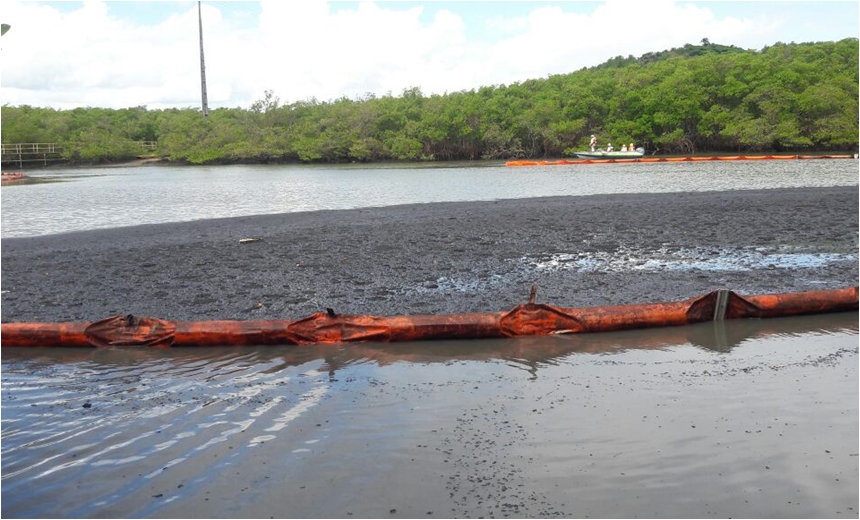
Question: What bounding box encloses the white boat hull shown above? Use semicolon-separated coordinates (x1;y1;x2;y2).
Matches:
575;150;644;160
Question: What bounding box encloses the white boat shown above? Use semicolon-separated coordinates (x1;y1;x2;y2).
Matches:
575;148;645;160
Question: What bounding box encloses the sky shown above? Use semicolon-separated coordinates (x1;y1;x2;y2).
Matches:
0;1;858;110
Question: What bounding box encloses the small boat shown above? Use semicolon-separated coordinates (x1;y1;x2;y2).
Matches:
575;148;645;160
1;172;27;183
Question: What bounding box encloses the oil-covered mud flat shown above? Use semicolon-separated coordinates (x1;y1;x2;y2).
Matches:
1;187;857;323
1;314;857;518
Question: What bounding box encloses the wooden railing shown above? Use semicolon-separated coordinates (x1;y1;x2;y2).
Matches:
1;142;158;167
1;143;63;167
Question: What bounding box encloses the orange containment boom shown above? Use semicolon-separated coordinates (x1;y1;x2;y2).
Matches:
2;287;856;349
505;154;858;166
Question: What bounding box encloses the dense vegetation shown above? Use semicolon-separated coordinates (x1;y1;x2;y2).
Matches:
2;39;857;165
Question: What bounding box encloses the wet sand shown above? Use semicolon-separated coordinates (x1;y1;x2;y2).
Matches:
1;186;858;323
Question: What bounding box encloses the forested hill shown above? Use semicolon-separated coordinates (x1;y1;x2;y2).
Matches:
2;38;857;165
594;40;747;69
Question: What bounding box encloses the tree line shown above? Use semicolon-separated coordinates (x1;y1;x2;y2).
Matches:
2;38;857;165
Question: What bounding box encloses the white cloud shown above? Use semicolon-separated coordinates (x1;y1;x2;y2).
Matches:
0;1;853;110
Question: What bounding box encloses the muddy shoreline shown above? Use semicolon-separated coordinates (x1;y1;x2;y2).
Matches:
1;186;857;323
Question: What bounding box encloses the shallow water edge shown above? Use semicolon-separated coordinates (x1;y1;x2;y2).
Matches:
2;313;857;518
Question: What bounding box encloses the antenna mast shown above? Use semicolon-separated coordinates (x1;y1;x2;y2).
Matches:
198;1;209;118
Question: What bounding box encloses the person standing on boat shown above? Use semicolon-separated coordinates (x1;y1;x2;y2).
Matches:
590;134;597;152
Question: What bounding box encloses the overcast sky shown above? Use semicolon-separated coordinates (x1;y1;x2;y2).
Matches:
1;1;857;110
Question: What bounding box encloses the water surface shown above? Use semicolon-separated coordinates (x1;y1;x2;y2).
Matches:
2;313;857;518
2;159;856;238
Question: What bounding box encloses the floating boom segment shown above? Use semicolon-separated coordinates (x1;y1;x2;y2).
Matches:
1;287;856;349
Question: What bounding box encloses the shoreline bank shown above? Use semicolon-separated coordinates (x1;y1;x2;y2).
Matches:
2;186;857;323
4;152;858;172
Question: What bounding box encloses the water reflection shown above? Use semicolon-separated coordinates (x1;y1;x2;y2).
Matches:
0;176;65;186
314;312;858;378
4;312;856;374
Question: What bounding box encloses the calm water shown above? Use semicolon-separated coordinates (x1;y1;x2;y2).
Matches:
1;158;857;238
2;314;857;518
